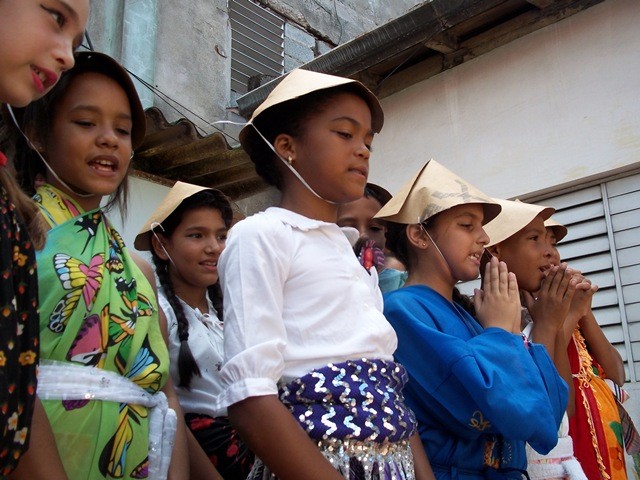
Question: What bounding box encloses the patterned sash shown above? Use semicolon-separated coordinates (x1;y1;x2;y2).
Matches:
249;358;417;479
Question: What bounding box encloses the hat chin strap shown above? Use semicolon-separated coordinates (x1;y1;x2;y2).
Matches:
150;222;178;268
251;124;337;205
6;104;97;199
418;221;456;283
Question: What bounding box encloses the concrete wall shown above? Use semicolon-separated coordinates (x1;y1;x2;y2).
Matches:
86;0;421;140
87;0;232;134
369;0;640;200
154;0;231;129
261;0;422;45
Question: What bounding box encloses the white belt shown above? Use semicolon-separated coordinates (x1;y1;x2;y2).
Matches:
37;360;177;480
526;436;588;480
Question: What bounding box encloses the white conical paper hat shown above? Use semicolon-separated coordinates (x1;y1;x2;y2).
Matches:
238;68;384;152
544;217;568;242
134;181;224;251
484;198;555;247
375;159;501;225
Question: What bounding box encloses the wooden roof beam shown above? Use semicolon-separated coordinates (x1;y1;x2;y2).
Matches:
526;0;555;8
424;31;459;54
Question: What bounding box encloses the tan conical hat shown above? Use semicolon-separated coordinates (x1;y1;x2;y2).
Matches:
374;159;501;225
134;181;217;251
484;198;555;247
544;217;568;242
238;68;384;152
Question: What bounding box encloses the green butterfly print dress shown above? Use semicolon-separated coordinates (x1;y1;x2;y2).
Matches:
34;184;169;479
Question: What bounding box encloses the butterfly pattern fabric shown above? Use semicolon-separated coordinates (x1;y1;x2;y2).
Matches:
35;184;169;479
48;253;104;333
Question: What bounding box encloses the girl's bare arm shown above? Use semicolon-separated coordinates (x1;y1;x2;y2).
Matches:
229;395;344;480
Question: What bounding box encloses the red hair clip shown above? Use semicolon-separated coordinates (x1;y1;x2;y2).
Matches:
0;152;7;167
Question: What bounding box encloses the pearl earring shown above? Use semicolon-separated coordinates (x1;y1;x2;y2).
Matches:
287;156;293;165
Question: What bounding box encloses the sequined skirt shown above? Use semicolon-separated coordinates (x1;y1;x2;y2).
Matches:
248;358;417;479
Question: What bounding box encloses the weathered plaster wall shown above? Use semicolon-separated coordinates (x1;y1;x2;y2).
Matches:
261;0;423;44
370;0;640;200
154;0;231;130
86;0;422;139
87;0;232;134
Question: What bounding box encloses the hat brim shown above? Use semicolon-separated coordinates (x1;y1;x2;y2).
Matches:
134;181;213;251
544;218;568;242
484;198;555;247
239;69;383;153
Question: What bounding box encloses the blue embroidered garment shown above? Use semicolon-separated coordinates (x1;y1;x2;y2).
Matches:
384;286;567;480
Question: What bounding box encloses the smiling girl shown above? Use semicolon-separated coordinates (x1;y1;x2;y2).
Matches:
380;160;568;479
216;69;433;479
135;181;251;479
13;52;188;479
0;0;88;476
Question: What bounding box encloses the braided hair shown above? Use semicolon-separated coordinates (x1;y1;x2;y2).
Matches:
151;189;233;389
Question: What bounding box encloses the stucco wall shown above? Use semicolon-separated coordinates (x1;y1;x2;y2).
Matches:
370;0;640;200
261;0;422;45
154;0;231;126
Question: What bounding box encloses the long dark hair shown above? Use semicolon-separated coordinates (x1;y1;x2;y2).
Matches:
0;109;47;249
151;189;233;389
12;59;144;216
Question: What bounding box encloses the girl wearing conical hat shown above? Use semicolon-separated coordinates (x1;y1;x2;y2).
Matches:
216;69;434;479
542;218;631;480
380;160;568;479
136;182;250;479
482;200;591;480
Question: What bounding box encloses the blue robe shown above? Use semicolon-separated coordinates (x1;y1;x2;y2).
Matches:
384;285;567;480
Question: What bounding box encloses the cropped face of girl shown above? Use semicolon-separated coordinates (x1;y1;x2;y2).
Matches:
160;207;228;294
42;72;133;210
491;214;552;292
288;92;374;204
546;228;561;265
337;195;386;249
0;0;89;106
426;203;489;283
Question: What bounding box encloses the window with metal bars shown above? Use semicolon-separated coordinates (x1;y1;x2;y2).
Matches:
229;0;285;95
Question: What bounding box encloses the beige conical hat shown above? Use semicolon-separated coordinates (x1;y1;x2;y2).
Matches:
238;68;384;151
134;181;215;251
484;198;555;247
374;159;501;225
544;217;568;242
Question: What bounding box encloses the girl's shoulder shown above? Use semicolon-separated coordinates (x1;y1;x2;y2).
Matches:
384;285;451;320
384;284;433;303
229;207;329;241
228;208;290;241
